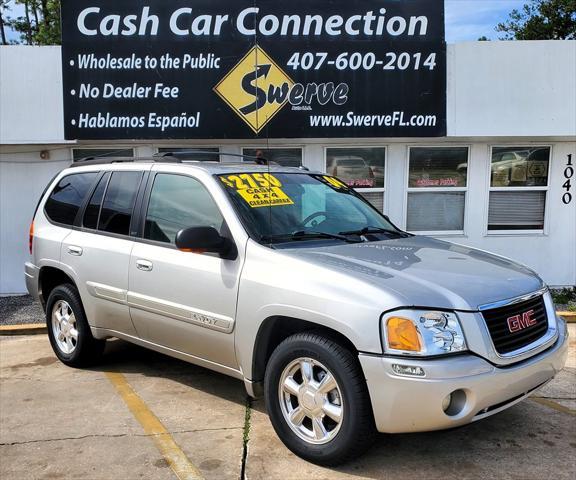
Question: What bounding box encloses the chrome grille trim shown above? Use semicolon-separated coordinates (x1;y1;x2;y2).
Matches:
477;289;559;362
482;295;548;355
478;287;548;311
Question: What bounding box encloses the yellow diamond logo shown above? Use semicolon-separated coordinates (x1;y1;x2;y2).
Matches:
214;46;294;134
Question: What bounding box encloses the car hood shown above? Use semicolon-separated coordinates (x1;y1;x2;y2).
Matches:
280;236;544;310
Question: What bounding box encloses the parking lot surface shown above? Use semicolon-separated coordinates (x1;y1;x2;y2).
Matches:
1;328;575;480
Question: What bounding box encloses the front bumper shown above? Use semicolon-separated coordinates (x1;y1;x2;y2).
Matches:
360;316;569;433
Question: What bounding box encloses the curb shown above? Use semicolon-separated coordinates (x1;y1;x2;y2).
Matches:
0;324;47;336
558;312;576;323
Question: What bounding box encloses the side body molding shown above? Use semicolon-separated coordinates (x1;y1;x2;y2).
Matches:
86;281;234;334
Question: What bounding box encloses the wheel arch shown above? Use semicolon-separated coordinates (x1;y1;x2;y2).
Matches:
38;266;77;309
251;315;359;388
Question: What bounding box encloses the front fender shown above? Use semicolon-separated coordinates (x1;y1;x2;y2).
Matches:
233;243;389;380
235;302;384;382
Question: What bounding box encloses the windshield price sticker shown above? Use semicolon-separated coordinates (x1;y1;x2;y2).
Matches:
220;173;294;208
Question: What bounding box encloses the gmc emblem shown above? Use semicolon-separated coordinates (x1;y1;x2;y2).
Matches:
507;309;537;333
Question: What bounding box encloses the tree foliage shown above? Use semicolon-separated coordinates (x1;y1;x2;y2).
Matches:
1;0;61;45
496;0;576;40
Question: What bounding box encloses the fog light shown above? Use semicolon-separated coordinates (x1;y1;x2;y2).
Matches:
442;394;452;412
442;389;467;416
391;364;425;377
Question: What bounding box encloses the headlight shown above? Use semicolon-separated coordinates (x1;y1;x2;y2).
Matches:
382;309;467;356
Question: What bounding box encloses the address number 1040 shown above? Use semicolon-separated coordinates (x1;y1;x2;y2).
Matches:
563;154;574;205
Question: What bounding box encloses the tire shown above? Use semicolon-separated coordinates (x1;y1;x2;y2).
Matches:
264;332;376;466
46;284;105;367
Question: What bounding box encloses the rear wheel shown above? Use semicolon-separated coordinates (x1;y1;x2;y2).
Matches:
46;284;105;367
264;332;376;465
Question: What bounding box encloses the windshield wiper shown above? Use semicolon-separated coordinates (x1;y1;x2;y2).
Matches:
338;226;408;237
261;231;363;244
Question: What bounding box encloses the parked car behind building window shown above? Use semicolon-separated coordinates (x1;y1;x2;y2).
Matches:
488;146;550;231
326;147;386;212
406;147;468;232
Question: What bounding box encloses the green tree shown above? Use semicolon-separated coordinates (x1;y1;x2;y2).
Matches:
496;0;576;40
2;0;60;45
34;0;60;44
0;1;11;44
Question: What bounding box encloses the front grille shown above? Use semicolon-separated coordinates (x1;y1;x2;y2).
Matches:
481;295;548;355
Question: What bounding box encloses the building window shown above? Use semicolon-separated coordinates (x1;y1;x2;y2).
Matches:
242;148;302;167
406;147;468;232
488;146;550;231
157;147;220;162
72;148;134;161
325;147;386;212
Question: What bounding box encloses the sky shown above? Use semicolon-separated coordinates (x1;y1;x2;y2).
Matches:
445;0;527;42
2;0;528;43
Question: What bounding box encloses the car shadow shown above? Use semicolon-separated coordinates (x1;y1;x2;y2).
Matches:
88;338;248;407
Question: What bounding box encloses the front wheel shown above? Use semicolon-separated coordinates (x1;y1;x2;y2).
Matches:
264;332;376;465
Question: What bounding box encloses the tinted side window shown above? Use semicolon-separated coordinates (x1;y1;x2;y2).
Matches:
83;173;110;230
144;174;224;244
44;173;98;225
98;172;142;236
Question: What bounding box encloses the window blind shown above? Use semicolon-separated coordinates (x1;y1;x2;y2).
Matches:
359;191;384;212
488;191;546;230
407;192;465;231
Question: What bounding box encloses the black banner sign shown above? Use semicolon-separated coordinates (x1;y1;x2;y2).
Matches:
61;0;446;139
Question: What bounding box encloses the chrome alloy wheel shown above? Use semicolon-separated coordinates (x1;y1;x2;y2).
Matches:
51;300;78;354
278;357;344;444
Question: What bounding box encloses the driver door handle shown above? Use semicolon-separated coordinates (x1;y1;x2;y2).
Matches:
136;259;153;272
67;245;83;256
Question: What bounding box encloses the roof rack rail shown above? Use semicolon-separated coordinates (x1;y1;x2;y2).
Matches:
154;150;272;164
68;151;284;168
69;158;142;168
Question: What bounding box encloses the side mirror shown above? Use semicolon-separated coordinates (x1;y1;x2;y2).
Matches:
175;226;237;260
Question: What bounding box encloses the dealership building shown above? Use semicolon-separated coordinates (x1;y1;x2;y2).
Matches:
1;40;575;294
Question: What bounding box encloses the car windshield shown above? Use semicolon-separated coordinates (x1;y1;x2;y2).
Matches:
218;172;403;244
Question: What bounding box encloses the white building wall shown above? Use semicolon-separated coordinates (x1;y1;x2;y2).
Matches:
438;141;576;287
447;41;576;137
0;151;70;294
0;46;66;144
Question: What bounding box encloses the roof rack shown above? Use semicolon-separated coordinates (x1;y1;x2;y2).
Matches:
69;157;152;168
68;152;278;168
154;150;272;164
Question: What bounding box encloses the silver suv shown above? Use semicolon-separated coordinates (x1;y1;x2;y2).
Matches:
26;157;568;465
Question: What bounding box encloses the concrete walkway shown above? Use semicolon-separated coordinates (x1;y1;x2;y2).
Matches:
1;328;575;480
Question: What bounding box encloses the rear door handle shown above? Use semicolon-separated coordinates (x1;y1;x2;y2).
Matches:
136;259;153;272
67;245;83;256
